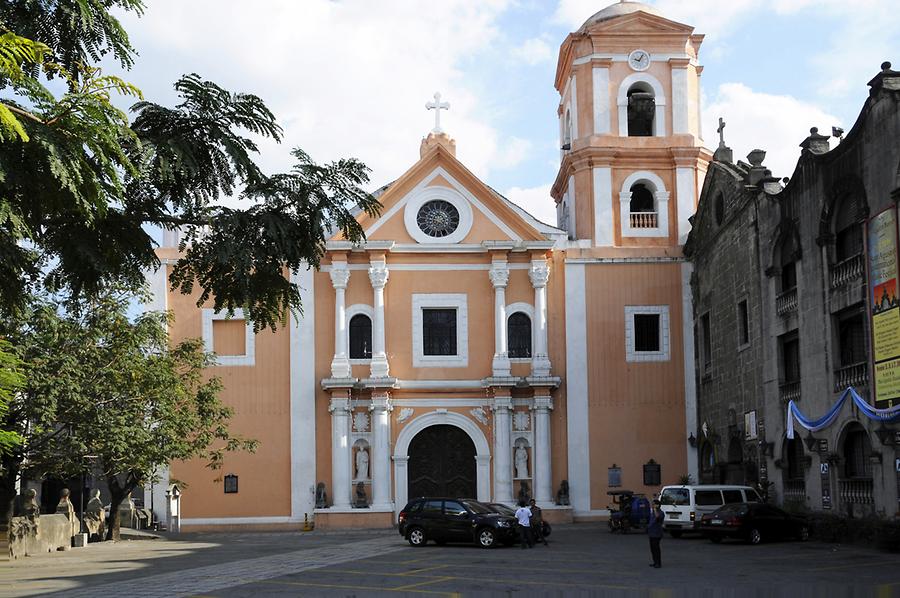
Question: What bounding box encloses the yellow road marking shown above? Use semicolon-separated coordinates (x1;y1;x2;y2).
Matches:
402;564;451;576
392;576;456;591
257;579;454;596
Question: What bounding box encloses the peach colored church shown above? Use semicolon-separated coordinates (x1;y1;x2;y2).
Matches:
148;1;711;530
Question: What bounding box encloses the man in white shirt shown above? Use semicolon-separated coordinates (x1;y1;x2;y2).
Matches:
514;502;533;549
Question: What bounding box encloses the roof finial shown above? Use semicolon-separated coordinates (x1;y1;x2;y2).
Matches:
716;117;726;149
425;92;450;134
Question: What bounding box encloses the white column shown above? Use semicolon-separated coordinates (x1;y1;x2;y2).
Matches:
329;265;351;379
368;260;390;378
533;395;553;505
592;66;610;135
490;261;511;377
564;262;590;514
671;65;689;134
676;167;697;245
370;392;393;509
492;396;513;503
681;263;699;482
530;260;552;377
290;266;316;520
593;166;613;247
329;395;352;508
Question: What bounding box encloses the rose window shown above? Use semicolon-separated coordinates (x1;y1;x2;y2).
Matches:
416;200;460;238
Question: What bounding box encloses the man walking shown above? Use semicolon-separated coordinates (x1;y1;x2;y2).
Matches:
529;498;548;546
647;499;665;568
514;501;533;549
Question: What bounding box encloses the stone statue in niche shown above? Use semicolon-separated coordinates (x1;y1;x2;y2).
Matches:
518;480;531;505
315;482;328;508
556;480;570;506
515;444;529;479
354;482;369;508
356;446;369;480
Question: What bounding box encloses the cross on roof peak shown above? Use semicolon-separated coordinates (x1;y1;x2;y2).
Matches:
426;92;450;134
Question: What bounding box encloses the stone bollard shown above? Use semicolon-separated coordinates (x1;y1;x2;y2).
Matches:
56;489;79;539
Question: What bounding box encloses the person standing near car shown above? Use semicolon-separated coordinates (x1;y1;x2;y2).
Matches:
529;499;548;546
647;499;664;568
514;501;533;549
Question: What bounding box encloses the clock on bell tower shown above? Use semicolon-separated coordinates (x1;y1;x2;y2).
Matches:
551;1;712;249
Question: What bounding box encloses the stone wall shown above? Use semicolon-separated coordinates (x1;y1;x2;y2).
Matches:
9;515;74;559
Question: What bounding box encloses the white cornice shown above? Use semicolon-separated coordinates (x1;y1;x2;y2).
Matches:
321;263;532;272
572;53;698;67
564;257;685;264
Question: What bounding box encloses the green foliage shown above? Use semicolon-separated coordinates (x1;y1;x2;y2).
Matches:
0;339;24;455
0;0;144;81
1;291;255;515
0;8;380;331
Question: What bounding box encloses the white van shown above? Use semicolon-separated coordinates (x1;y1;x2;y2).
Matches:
658;485;762;537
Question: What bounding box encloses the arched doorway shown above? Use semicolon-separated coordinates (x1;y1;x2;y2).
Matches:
407;425;476;499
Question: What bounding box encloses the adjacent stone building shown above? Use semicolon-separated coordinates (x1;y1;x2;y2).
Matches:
686;63;900;517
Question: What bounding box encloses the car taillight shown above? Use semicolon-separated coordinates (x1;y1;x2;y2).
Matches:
690;511;695;521
399;511;406;524
726;517;741;526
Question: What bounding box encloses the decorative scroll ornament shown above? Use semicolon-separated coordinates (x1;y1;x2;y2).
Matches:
470;407;489;426
397;408;414;424
513;411;530;431
353;411;370;432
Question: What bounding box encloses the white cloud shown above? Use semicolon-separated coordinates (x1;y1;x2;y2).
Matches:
118;0;514;190
512;36;555;65
504;184;556;225
704;83;841;179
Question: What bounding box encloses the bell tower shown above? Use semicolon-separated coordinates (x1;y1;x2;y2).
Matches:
551;1;711;248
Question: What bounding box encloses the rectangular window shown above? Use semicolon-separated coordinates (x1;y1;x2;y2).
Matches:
781;334;800;382
722;490;743;504
422;308;457;356
737;300;749;346
701;312;712;373
224;474;238;494
695;490;723;506
642;460;661;486
838;312;866;366
634;314;660;352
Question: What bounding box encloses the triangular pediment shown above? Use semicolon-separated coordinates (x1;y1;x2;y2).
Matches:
586;11;694;35
339;144;548;246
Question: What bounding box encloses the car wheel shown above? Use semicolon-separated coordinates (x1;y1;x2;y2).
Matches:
709;536;722;544
798;526;809;542
748;528;762;545
477;527;497;548
669;530;682;539
407;527;426;547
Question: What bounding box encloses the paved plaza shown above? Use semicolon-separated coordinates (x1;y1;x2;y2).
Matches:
2;524;899;597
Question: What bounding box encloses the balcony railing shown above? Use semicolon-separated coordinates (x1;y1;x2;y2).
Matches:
838;478;874;504
831;254;864;289
779;380;801;403
776;288;798;315
783;479;806;502
833;362;868;392
629;211;658;229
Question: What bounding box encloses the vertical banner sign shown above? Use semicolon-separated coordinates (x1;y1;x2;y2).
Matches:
896;458;900;510
867;207;900;408
820;462;832;510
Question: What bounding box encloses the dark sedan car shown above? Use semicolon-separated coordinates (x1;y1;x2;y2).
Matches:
700;502;809;544
398;498;518;548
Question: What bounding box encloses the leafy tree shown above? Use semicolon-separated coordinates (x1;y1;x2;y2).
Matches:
1;291;256;540
0;340;24;456
0;1;381;330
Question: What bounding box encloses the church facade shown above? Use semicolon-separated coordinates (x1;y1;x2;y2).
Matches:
147;2;709;530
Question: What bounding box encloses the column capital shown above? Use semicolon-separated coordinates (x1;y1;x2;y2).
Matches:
489;263;509;288
329;397;351;414
369;393;393;412
529;261;550;288
491;396;513;412
330;265;350;289
532;396;554;412
368;262;389;289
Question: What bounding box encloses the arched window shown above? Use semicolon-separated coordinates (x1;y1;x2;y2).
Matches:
626;83;655;137
349;314;372;359
629;183;656;229
785;438;804;481
834;195;863;263
842;426;872;479
563;109;572;149
507;312;532;359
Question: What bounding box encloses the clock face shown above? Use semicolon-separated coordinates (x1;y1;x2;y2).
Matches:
628;49;650;71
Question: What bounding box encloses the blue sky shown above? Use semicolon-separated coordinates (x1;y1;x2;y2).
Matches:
109;0;900;225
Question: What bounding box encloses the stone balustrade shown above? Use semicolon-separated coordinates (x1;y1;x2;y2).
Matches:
779;380;801;403
629;211;658;229
783;479;806;503
838;478;874;504
776;288;798;315
830;254;864;289
833;362;868;392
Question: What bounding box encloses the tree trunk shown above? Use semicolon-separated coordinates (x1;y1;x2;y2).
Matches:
0;456;19;555
105;475;137;541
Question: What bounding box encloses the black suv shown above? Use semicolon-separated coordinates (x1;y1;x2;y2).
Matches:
398;498;518;548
